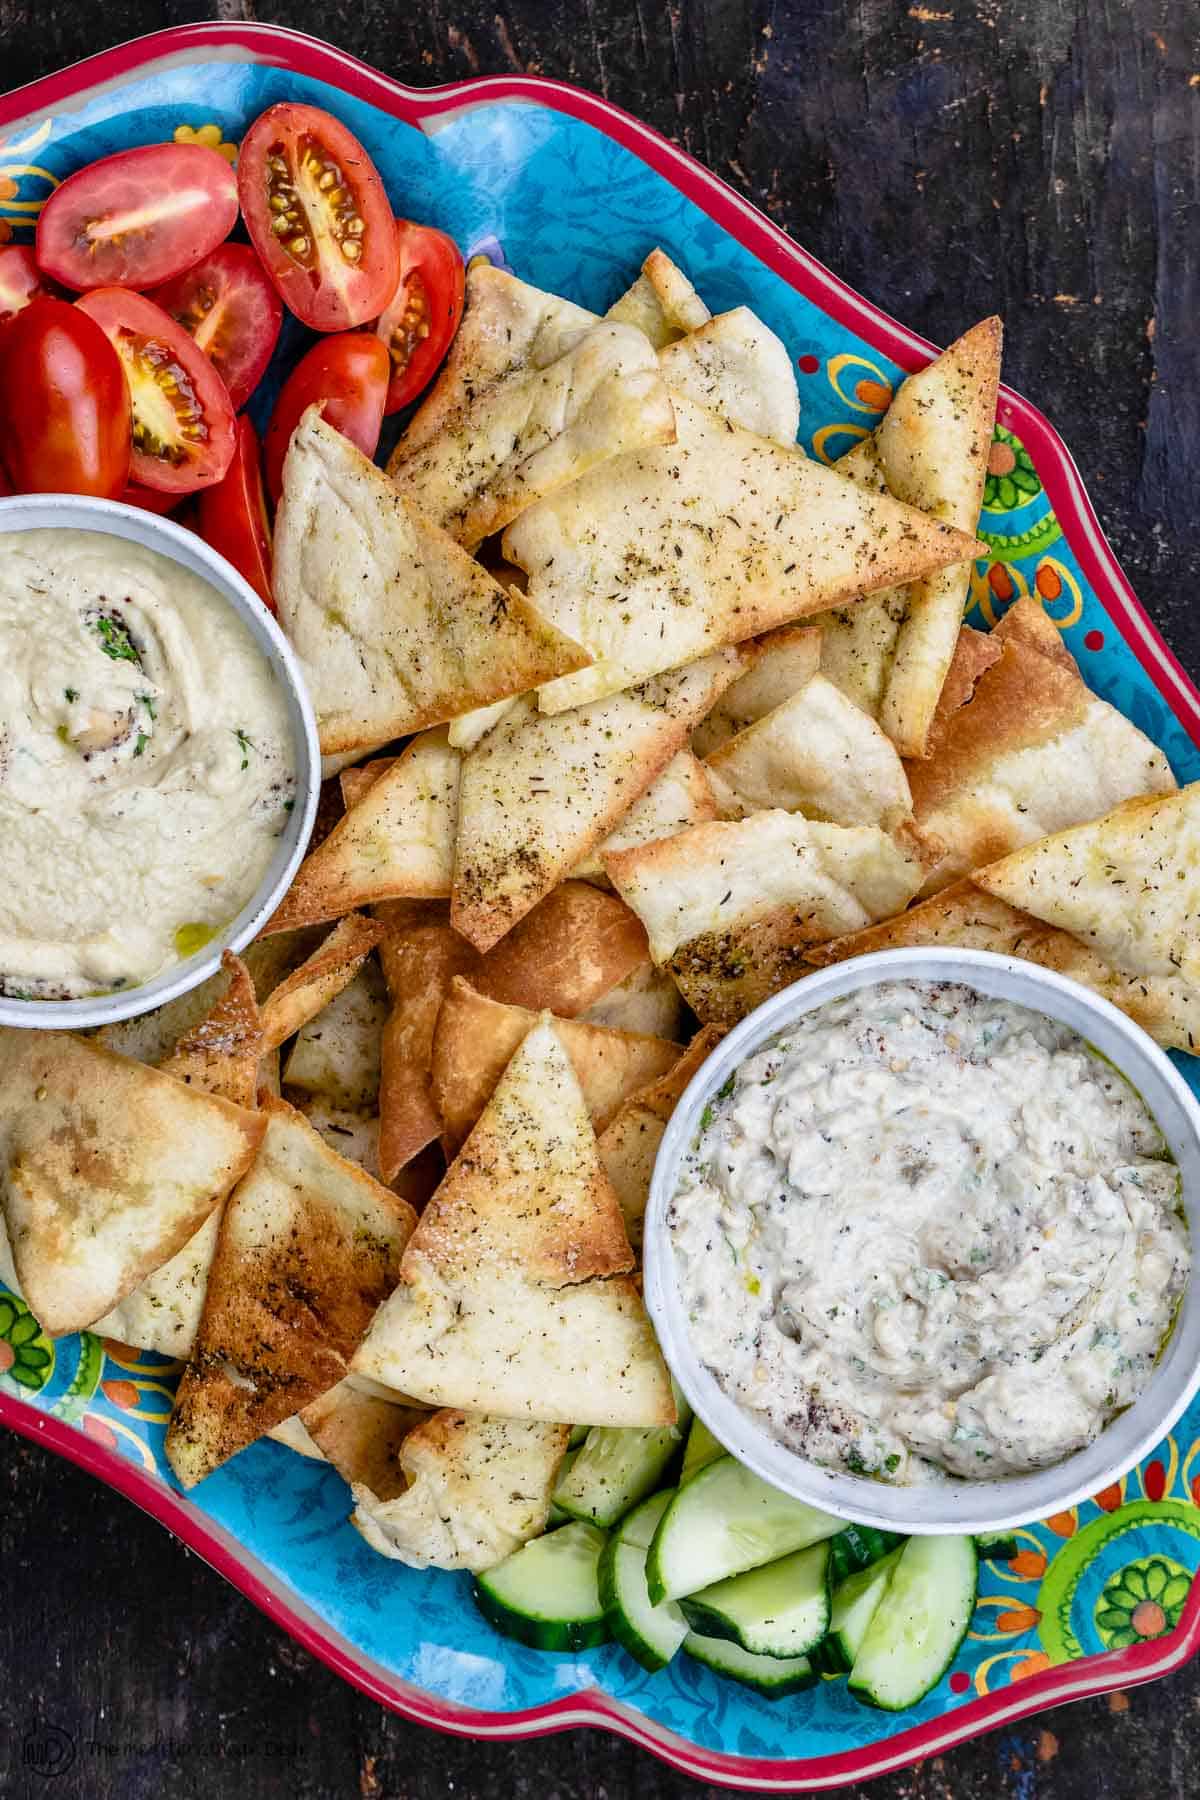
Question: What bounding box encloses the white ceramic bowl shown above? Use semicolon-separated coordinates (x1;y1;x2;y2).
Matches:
0;494;319;1031
644;947;1200;1534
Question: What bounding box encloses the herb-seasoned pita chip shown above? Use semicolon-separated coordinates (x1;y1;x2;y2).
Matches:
452;650;744;951
352;1410;570;1571
0;1032;263;1337
431;977;679;1155
599;1026;724;1248
295;1098;383;1179
705;673;914;832
258;914;382;1049
574;752;718;882
908;636;1176;894
508;392;983;715
301;1379;430;1499
159;953;262;1107
975;785;1200;984
447;697;519;752
606;810;923;1023
378;924;481;1180
580;962;686;1041
353;1018;673;1426
606;247;711;348
275;410;588;755
691;625;823;759
266;733;460;933
659;306;800;444
167;1095;416;1487
283;961;388;1110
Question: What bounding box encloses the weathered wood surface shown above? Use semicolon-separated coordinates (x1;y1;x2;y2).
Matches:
3;3;1200;1796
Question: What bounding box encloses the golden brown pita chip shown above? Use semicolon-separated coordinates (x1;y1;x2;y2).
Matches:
340;756;398;810
991;593;1078;669
353;1018;673;1426
0;1033;263;1337
301;1380;430;1500
579;962;687;1040
258;914;382;1050
574;753;719;882
692;625;823;759
921;625;1004;756
472;880;650;1014
598;1026;724;1248
378;925;481;1180
166;1095;416;1487
159;952;262;1108
659;306;800;444
606;247;711;347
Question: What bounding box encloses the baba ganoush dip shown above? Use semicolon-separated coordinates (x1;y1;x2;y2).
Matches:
0;529;295;1000
669;980;1189;1483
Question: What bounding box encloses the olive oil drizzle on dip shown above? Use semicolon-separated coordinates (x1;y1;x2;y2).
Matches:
0;529;295;999
669;980;1189;1484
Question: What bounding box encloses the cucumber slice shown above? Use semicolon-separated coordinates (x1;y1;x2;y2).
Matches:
567;1424;590;1450
598;1490;688;1672
680;1416;725;1485
554;1392;691;1528
811;1547;902;1674
683;1629;816;1697
646;1454;841;1605
827;1523;904;1583
975;1532;1019;1562
848;1534;977;1711
679;1538;832;1659
547;1447;580;1524
474;1521;611;1652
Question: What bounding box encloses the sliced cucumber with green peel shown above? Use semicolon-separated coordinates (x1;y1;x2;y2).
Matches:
975;1532;1019;1562
547;1448;580;1524
554;1392;691;1528
683;1630;816;1697
811;1547;902;1674
646;1454;841;1604
678;1538;832;1659
827;1523;904;1583
848;1534;977;1711
598;1490;688;1672
474;1521;610;1652
567;1424;590;1450
680;1416;725;1485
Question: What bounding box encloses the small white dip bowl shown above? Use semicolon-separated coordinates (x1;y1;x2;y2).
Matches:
644;946;1200;1535
0;494;318;1031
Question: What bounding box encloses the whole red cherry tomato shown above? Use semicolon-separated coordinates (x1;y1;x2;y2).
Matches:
195;416;274;611
375;221;464;414
263;330;389;502
0;297;130;497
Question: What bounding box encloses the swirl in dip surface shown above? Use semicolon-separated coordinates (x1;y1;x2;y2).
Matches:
669;979;1189;1483
0;528;295;1000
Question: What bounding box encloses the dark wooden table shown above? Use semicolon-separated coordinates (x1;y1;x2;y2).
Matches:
3;3;1199;1795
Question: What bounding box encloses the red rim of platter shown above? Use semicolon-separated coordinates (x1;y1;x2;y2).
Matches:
1;23;1199;1791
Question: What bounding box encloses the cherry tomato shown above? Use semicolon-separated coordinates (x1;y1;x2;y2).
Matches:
118;484;182;515
76;288;236;493
148;243;283;410
376;221;464;414
238;103;398;332
0;245;60;324
196;416;274;610
263;330;389;502
37;142;239;293
0;298;130;497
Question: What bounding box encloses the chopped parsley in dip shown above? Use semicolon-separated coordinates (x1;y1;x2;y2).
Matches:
669;980;1189;1484
0;529;295;1000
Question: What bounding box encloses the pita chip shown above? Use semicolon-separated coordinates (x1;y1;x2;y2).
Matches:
283;960;388;1110
339;756;398;810
378;924;481;1180
301;1379;430;1499
991;593;1078;669
295;1099;383;1180
266;733;461;933
606;247;711;348
352;1017;674;1426
574;753;719;882
0;1032;263;1337
659;306;800;444
258;914;381;1048
580;962;687;1041
352;1410;570;1572
921;624;1003;755
274;410;588;755
472;879;650;1014
606;810;923;1024
599;1026;724;1248
692;625;823;759
155;952;262;1108
452;649;745;951
431;978;680;1155
166;1095;416;1487
507;392;983;715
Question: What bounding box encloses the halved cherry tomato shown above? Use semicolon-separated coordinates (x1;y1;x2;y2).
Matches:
76;288;236;493
376;221;464;414
238;103;398;332
196;416;274;610
118;484;182;515
0;245;60;323
36;143;239;293
0;298;130;497
263;330;389;502
149;243;283;410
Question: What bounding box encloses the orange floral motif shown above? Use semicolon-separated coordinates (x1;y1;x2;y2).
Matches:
1045;1511;1078;1538
996;1605;1042;1634
1010;1650;1052;1683
1093;1483;1125;1513
854;377;893;410
1009;1550;1048;1581
101;1378;139;1411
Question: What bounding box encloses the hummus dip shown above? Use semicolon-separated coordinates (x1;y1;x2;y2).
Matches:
669;980;1189;1483
0;529;295;999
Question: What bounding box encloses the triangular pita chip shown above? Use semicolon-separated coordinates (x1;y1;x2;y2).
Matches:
472;879;650;1013
257;913;381;1045
606;247;711;347
339;755;398;810
282;961;387;1109
692;624;823;758
452;649;745;951
599;1026;724;1248
294;1098;383;1180
606;810;923;1023
351;1410;570;1571
275;410;588;754
301;1379;430;1499
506;392;984;715
166;1095;416;1487
574;752;719;881
431;978;680;1155
353;1018;674;1425
921;624;1003;756
265;1414;324;1459
157;952;262;1107
659;306;800;444
266;734;460;933
378;923;481;1180
580;962;686;1040
991;593;1078;669
0;1032;263;1337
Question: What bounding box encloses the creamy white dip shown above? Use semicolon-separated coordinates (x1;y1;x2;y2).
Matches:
0;529;295;999
670;980;1188;1482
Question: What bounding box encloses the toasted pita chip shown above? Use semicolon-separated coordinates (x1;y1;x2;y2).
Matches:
446;697;520;752
580;962;686;1040
508;393;982;716
378;925;481;1179
267;734;461;934
282;961;387;1111
606;810;923;1023
294;1099;383;1178
431;978;680;1155
0;1033;263;1337
352;1410;570;1571
991;594;1078;669
157;953;262;1108
574;753;719;881
166;1095;416;1487
472;880;650;1014
266;1414;325;1459
340;756;398;810
692;625;824;759
659;306;800;444
599;1026;724;1247
606;247;711;348
908;636;1176;894
258;914;381;1049
275;410;588;755
301;1380;430;1499
452;650;744;951
353;1018;673;1426
705;673;914;832
921;625;1004;755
